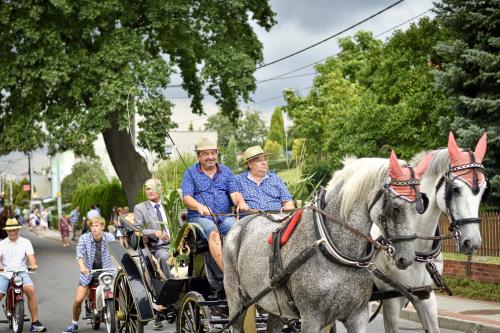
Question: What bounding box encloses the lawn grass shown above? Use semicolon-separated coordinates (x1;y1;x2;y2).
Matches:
278;168;301;185
442;252;500;264
440;276;500;303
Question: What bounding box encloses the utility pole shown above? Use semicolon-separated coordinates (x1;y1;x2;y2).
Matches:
9;175;13;204
56;152;62;218
27;152;33;205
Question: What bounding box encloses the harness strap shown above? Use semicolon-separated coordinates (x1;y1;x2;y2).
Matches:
425;261;453;296
372;267;418;304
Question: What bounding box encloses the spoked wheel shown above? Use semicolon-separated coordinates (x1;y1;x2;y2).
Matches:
104;299;116;333
12;301;24;333
114;270;144;333
178;291;212;333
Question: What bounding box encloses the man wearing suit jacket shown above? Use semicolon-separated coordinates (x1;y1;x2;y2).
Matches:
134;178;171;279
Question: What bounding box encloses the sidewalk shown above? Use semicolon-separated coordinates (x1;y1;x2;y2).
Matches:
389;292;500;333
35;229;499;333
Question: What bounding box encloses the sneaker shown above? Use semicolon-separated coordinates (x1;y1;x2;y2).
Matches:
62;323;78;333
30;321;47;332
153;316;163;330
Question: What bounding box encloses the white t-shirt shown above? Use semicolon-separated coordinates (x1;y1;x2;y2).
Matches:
0;236;34;278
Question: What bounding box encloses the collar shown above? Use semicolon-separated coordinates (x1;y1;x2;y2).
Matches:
149;200;163;207
246;170;269;184
7;237;21;244
196;162;221;174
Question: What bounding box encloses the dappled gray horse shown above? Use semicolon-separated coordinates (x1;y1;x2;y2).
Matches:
224;151;431;333
373;132;489;333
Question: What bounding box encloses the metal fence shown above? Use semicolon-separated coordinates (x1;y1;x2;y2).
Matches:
439;212;500;257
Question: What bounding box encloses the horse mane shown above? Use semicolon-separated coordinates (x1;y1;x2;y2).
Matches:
411;148;449;179
326;157;397;220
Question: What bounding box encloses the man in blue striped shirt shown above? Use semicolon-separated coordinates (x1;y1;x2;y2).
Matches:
63;217;114;333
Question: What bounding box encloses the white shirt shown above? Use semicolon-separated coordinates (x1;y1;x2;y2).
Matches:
0;236;34;278
148;200;170;238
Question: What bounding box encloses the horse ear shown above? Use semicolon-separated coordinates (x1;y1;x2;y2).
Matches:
474;133;487;164
388;150;404;178
415;154;433;179
447;132;462;163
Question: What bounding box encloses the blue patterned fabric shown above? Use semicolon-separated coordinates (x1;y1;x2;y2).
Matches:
181;163;239;222
235;170;292;211
76;232;115;286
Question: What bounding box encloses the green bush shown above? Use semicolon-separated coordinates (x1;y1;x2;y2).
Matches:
268;159;296;172
441;276;500;302
72;178;128;227
303;160;333;190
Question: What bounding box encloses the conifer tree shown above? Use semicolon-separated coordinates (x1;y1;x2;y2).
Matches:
434;0;500;205
266;108;286;149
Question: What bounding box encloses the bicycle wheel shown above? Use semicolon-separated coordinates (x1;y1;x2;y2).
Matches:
105;299;116;333
12;301;24;333
114;270;144;333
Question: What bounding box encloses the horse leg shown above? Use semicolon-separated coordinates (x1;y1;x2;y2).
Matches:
342;305;369;333
413;292;440;333
300;317;323;333
381;297;407;333
223;259;245;332
266;313;284;333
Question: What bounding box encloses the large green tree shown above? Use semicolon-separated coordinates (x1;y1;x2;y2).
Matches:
434;0;500;205
61;159;108;204
266;108;286;148
204;110;267;151
283;20;452;174
0;1;275;206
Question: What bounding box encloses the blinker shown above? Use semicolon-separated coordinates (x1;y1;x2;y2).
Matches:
416;192;429;214
382;191;394;219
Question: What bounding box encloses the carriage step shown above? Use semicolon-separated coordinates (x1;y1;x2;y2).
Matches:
198;300;228;306
204;317;268;325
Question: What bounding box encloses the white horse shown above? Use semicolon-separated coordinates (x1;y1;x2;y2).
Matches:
372;132;489;333
224;152;430;333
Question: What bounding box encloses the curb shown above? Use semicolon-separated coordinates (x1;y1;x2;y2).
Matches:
401;308;500;333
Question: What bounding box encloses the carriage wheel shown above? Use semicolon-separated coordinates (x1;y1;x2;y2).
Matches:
113;270;144;333
178;291;213;333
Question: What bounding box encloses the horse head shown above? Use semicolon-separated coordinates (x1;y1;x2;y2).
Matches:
369;151;432;269
434;132;488;254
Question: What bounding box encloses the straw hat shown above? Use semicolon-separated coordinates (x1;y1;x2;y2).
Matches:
241;146;271;165
194;137;218;152
4;218;22;231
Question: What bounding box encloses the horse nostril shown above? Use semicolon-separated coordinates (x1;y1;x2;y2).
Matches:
397;257;411;269
463;239;471;249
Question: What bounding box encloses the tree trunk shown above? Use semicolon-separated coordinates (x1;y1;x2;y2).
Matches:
102;111;151;208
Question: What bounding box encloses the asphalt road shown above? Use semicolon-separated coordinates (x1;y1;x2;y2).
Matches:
0;231;461;333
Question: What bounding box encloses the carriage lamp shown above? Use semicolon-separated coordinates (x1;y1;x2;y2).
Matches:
13;276;23;287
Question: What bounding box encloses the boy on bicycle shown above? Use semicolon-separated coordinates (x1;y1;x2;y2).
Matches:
0;218;47;332
63;216;114;333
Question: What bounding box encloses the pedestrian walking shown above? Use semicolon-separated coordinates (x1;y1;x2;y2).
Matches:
59;212;72;247
69;206;80;241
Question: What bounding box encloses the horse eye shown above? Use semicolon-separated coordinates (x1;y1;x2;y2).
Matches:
453;186;461;195
393;205;400;213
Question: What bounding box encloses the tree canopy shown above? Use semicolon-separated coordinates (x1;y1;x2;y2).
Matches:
204;110;268;151
0;0;276;205
434;0;500;205
283;19;452;174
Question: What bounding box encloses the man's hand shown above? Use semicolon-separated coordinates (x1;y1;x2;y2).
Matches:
80;267;90;275
28;264;38;271
154;230;170;241
197;205;212;216
236;201;249;213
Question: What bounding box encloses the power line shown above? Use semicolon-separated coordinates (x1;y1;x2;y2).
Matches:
257;7;433;83
255;0;405;69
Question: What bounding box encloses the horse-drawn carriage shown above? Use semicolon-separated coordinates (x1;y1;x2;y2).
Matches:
106;133;490;333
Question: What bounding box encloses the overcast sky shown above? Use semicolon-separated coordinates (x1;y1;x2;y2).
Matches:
171;0;438;130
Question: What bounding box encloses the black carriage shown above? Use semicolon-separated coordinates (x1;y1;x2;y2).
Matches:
108;214;268;333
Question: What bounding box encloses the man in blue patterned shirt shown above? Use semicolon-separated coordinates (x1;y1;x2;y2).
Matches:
236;146;294;211
181;137;248;270
63;217;115;333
